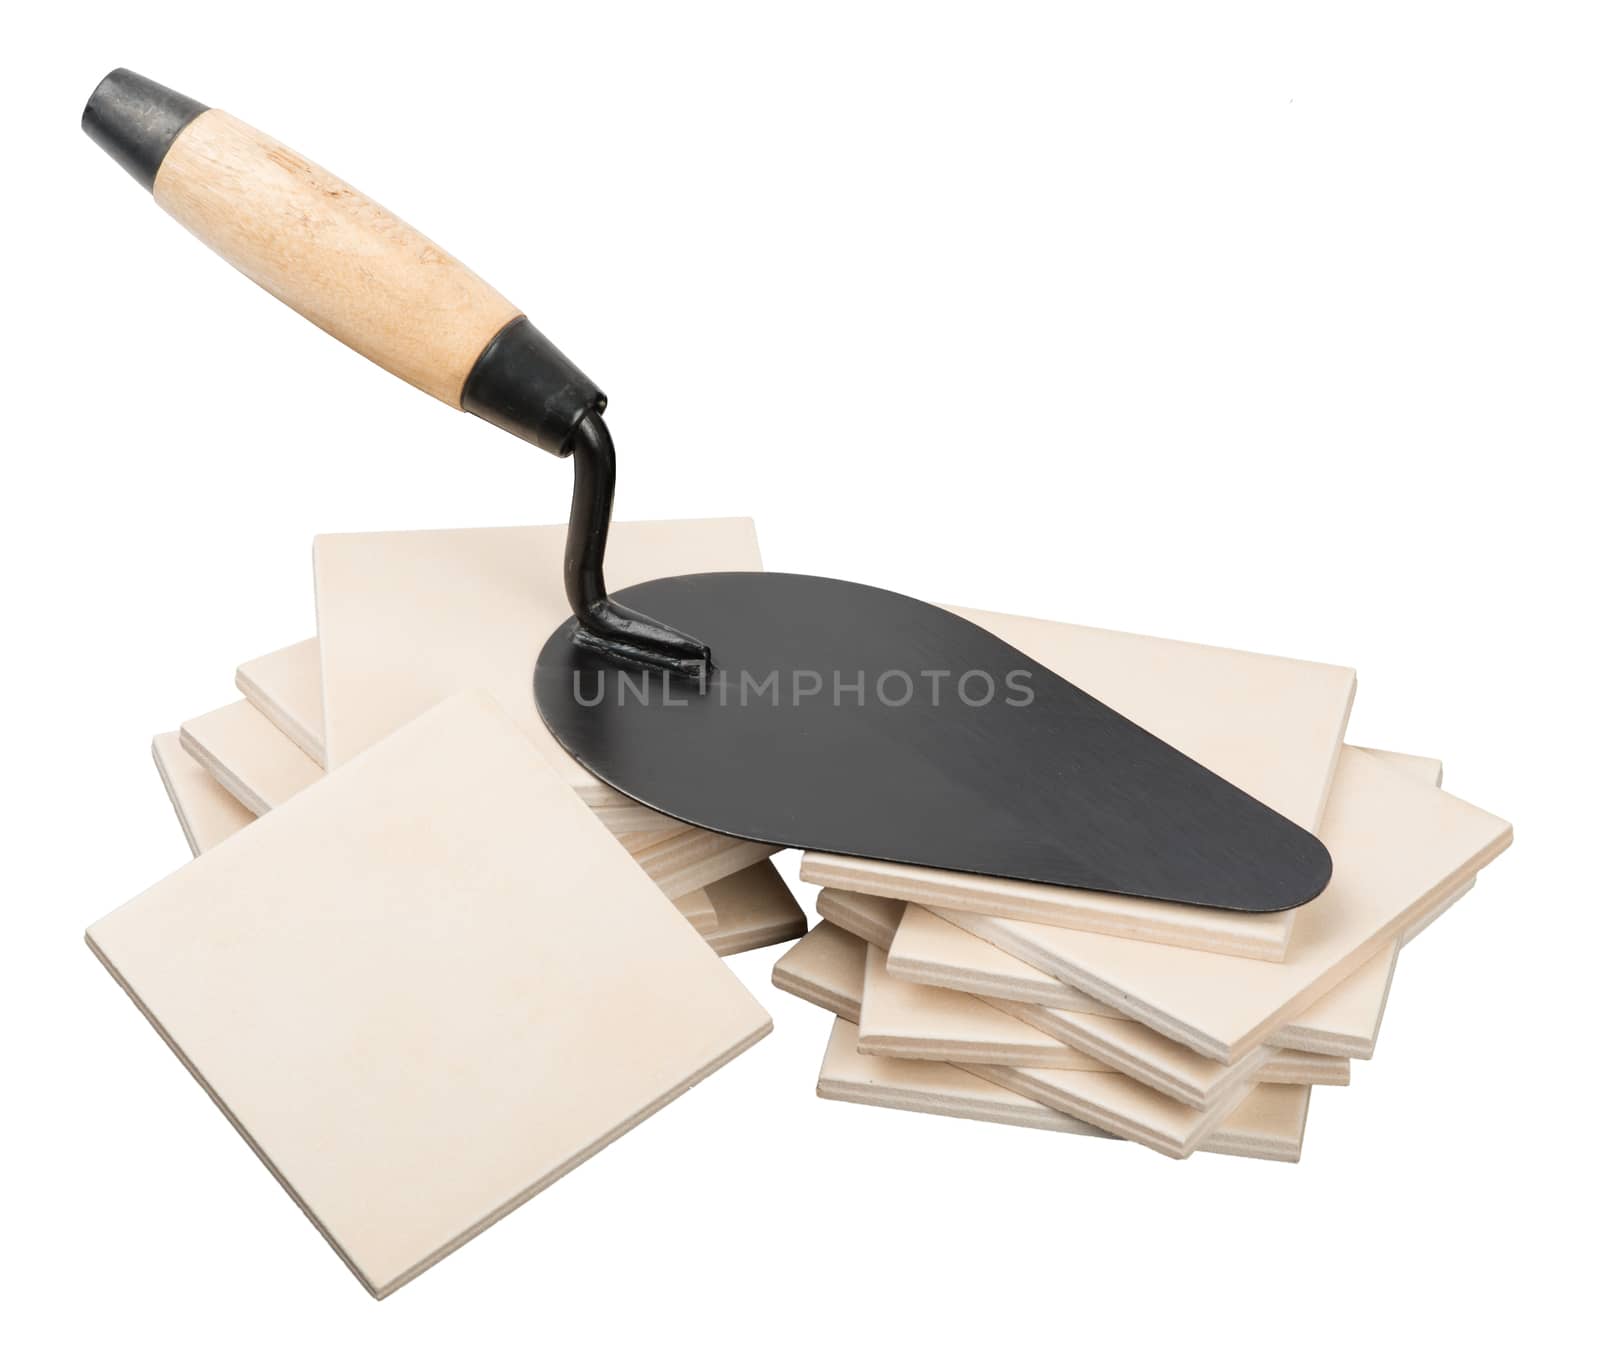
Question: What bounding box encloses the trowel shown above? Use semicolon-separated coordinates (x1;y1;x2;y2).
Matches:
83;69;1332;912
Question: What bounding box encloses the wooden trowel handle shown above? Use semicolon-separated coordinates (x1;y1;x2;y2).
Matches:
82;68;605;456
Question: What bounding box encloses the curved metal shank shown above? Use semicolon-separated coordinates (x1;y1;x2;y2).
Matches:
562;411;712;677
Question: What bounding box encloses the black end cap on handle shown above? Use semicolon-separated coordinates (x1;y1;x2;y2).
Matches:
461;316;607;457
82;69;208;192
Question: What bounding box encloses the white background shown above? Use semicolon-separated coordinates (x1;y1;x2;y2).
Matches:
5;3;1593;1359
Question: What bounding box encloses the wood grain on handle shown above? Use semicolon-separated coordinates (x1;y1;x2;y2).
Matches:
153;109;523;407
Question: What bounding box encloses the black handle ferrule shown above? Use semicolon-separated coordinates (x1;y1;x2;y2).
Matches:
82;69;209;193
460;316;607;457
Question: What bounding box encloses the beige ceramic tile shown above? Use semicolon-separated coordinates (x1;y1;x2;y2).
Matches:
876;896;1120;1014
933;747;1511;1062
1267;874;1471;1058
1199;1082;1312;1162
892;899;1407;1062
965;1060;1259;1159
802;607;1355;960
698;861;808;956
1363;748;1443;788
91;692;771;1298
1028;996;1352;1091
983;995;1275;1106
858;946;1110;1071
1263;742;1445;1058
152;732;254;856
235;638;326;765
814;887;903;951
1270;939;1398;1058
1257;1050;1350;1087
313;521;761;802
817;1021;1310;1162
1402;876;1477;946
180;700;322;815
819;1018;1108;1138
633;826;782;903
773;921;869;1022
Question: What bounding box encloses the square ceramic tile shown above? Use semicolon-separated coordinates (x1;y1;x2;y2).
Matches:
152;732;253;856
857;945;1111;1071
773;920;869;1022
802;605;1356;959
1261;874;1470;1058
889;896;1404;1062
1363;749;1443;788
697;861;808;956
1257;1050;1350;1087
631;826;781;903
962;1061;1258;1158
813;887;902;951
92;692;771;1297
816;1020;1310;1162
180;700;322;815
1271;936;1400;1057
235;638;325;764
824;889;1111;1011
313;520;760;802
977;992;1278;1107
818;1018;1107;1138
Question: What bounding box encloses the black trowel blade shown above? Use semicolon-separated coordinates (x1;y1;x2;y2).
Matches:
534;573;1333;912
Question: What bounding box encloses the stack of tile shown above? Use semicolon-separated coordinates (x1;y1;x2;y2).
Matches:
149;518;809;956
111;511;1514;1300
772;608;1512;1161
